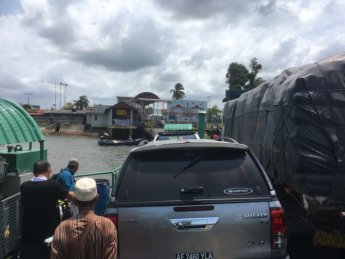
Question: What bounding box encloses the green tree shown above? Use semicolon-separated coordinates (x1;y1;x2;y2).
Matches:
170;83;185;100
224;58;264;102
247;57;264;88
73;95;89;110
63;102;74;110
206;105;222;123
21;104;35;112
225;63;249;89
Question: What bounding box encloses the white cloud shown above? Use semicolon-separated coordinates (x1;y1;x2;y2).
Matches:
0;0;344;109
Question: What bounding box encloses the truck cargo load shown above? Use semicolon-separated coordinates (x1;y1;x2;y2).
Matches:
223;54;345;256
223;52;345;203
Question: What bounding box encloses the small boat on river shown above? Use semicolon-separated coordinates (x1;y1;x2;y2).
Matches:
97;138;146;146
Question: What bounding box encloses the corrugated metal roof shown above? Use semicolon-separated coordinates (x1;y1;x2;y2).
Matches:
93;104;112;114
0;98;45;144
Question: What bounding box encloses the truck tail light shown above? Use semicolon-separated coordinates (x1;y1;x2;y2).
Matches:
270;205;288;250
104;214;118;226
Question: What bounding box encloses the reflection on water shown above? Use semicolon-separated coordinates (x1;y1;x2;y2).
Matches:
44;135;133;174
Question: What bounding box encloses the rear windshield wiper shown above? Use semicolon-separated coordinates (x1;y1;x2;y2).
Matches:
173;152;202;178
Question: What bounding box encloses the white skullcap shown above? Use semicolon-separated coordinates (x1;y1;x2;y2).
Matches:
75;177;97;202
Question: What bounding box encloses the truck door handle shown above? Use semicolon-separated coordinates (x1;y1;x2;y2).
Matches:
170;217;219;230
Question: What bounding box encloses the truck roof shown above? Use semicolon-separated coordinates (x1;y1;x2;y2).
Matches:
131;139;249;153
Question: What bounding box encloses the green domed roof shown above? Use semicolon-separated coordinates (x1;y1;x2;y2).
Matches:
0;98;45;144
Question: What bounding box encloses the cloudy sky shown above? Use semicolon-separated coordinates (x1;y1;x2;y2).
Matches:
1;0;344;109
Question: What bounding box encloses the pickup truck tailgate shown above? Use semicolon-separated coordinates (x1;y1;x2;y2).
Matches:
118;202;272;259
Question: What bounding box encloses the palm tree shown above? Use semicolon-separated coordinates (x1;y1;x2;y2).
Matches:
73;95;89;110
170;83;185;100
248;57;264;88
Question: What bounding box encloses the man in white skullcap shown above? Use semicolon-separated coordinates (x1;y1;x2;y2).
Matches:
51;177;117;259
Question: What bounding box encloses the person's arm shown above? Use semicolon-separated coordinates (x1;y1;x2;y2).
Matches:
51;226;67;259
103;220;117;259
57;171;75;191
66;191;74;200
53;181;70;201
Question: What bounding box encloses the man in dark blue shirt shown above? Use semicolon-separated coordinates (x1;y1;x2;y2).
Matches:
56;158;79;191
20;160;74;259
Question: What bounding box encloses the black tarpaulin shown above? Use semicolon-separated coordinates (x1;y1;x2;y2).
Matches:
223;52;345;201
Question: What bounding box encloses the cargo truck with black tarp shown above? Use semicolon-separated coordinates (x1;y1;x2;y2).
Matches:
222;53;345;254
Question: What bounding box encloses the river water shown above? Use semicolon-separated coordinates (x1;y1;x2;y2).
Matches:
43;135;133;175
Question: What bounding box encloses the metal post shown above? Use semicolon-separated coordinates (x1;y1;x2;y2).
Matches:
187;102;189;122
59;83;62;110
39;140;44;160
207;96;211;110
142;101;144;123
64;83;68;107
24;93;33;105
54;82;57;110
64;84;66;107
198;111;206;139
130;108;133;138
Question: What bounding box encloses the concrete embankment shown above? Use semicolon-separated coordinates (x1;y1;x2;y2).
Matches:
39;121;100;137
31;112;99;137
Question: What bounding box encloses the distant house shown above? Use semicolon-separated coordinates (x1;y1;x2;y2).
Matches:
87;92;208;138
86;104;112;129
86;101;142;138
107;101;140;127
31;105;41;110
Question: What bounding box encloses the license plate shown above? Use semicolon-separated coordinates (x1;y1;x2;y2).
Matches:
175;252;214;259
314;230;345;248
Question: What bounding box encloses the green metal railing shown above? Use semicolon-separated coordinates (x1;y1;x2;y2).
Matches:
75;166;122;188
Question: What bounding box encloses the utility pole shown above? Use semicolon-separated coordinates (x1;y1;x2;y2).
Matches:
54;82;57;110
59;82;62;110
207;96;212;110
60;82;68;108
64;83;68;106
64;83;66;107
24;93;33;105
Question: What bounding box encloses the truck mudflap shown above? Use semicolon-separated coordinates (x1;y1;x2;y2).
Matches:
0;193;21;259
312;206;345;231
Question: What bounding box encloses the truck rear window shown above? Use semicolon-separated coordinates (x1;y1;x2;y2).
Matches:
117;148;269;202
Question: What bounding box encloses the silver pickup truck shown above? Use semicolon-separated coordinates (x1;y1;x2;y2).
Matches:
105;139;288;259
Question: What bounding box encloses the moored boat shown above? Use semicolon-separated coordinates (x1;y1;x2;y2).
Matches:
97;138;146;146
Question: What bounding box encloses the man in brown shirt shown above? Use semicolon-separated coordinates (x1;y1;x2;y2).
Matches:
51;177;117;259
